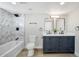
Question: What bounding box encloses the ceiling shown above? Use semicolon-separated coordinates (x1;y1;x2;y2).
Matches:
0;2;79;15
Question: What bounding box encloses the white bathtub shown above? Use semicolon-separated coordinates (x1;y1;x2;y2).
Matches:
0;41;24;57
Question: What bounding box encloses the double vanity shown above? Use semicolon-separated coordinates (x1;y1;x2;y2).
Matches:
43;33;75;53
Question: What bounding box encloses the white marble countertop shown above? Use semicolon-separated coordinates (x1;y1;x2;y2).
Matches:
43;33;75;36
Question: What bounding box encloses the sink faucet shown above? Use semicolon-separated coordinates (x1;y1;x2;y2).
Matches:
47;30;51;34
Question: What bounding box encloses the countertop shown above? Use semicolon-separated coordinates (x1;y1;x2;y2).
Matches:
43;33;75;36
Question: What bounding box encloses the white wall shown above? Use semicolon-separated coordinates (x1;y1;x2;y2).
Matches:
66;8;79;56
25;14;50;48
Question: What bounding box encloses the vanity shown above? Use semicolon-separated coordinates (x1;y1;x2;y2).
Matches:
43;34;75;53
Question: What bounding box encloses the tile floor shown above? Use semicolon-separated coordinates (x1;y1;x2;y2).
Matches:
16;49;76;57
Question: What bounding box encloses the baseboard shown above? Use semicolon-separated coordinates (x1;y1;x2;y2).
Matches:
24;47;42;51
22;48;28;51
34;46;43;49
25;46;43;49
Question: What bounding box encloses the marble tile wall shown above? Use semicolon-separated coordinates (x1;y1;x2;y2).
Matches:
0;8;24;45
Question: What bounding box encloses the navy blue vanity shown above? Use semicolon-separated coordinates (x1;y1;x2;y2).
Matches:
43;34;75;53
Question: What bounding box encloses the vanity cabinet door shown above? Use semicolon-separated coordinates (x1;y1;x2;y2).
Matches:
43;36;51;52
43;36;60;52
59;36;75;53
66;36;75;52
59;36;69;52
50;36;60;52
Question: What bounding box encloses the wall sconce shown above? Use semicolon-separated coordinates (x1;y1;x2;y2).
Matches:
50;16;60;18
75;26;79;31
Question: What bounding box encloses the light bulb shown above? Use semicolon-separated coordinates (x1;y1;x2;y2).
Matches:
11;2;16;5
50;16;59;18
60;2;65;5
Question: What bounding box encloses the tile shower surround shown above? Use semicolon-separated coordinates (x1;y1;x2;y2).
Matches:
0;8;24;45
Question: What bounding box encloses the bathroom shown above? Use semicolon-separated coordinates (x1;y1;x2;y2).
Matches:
0;2;79;57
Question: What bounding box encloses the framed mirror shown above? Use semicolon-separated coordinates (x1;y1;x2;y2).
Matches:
44;19;54;34
56;18;65;33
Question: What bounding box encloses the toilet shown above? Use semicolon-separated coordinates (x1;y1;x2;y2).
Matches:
26;35;36;56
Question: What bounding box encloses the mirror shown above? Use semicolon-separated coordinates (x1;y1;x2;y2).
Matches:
44;19;54;34
56;18;65;33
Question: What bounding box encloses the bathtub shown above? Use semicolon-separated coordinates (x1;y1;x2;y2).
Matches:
0;41;24;57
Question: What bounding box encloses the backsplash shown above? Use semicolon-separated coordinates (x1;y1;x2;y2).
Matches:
0;8;24;45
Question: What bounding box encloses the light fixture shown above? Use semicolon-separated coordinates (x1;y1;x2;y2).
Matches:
50;16;60;18
60;2;65;5
11;2;16;5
